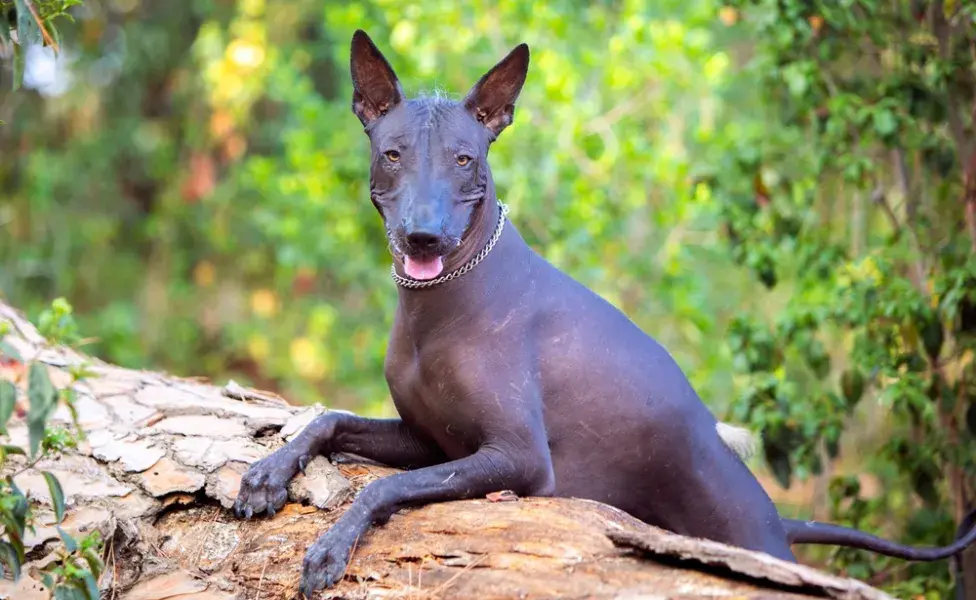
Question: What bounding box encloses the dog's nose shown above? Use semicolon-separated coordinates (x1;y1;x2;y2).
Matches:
405;231;441;253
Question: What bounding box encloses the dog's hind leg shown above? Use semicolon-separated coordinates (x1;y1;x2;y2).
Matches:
234;412;446;519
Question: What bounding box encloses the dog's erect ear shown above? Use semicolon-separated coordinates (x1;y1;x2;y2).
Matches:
350;30;404;127
463;43;529;140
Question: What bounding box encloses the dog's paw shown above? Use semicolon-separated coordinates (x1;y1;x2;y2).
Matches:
233;451;310;519
299;528;356;596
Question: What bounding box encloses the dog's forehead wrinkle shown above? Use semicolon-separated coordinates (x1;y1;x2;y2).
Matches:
407;95;458;130
388;132;410;145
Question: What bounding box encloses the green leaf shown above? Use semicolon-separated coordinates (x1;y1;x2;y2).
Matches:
911;467;940;507
1;444;25;456
763;434;793;489
0;540;21;580
53;585;76;600
81;548;104;580
0;8;10;46
13;0;42;47
43;471;67;523
945;0;958;19
28;363;58;457
824;424;841;459
57;525;78;552
840;369;865;408
61;388;85;441
68;364;95;382
920;311;944;361
8;478;29;541
28;362;56;407
0;338;22;362
872;109;897;138
48;20;61;53
12;42;24;91
78;569;99;600
0;380;16;435
0;443;25;468
0;513;25;564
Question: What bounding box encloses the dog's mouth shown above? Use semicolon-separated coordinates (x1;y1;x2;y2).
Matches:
403;255;444;280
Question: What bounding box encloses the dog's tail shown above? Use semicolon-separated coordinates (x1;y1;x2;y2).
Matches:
715;424;976;560
783;511;976;561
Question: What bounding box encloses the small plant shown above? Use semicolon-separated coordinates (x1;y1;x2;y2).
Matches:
0;298;104;599
0;0;83;90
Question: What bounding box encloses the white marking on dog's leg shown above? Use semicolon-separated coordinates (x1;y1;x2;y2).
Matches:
716;422;758;461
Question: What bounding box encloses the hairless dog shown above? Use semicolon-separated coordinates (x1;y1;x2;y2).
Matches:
234;30;976;596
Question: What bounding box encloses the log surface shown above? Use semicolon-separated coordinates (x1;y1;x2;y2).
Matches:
0;301;892;600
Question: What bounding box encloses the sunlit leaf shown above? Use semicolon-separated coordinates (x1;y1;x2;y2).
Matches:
28;362;58;457
43;471;66;523
57;525;78;552
61;387;85;441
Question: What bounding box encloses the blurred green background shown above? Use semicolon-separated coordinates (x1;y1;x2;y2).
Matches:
2;1;976;596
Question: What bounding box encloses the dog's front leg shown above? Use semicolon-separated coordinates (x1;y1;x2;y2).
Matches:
234;412;446;519
299;438;554;595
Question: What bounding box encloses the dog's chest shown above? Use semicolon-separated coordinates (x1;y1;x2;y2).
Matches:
384;344;482;457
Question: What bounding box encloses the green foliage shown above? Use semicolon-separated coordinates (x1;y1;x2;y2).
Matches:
0;298;104;596
708;0;976;593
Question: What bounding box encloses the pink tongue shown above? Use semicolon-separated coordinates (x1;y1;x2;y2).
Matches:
404;256;444;280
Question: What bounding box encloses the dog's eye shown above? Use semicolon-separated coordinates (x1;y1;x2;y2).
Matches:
385;150;400;163
456;155;472;167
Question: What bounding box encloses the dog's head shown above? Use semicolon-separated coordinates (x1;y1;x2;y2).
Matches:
350;30;529;281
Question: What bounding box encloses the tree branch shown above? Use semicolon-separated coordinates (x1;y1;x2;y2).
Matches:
965;140;976;253
871;185;927;291
871;186;901;234
932;1;972;168
0;301;894;600
892;149;915;222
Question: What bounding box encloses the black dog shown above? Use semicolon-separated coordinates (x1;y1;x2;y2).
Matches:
234;30;976;596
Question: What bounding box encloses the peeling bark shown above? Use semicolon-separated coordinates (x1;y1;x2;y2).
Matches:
0;301;892;600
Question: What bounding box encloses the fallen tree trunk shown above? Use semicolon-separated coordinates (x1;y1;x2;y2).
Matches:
0;301;892;600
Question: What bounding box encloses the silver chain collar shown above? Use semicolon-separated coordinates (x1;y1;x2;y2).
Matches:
390;200;510;290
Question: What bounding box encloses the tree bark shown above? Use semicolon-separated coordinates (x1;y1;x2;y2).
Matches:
0;301;892;600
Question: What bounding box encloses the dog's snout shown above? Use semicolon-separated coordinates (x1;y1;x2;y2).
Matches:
405;231;442;253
